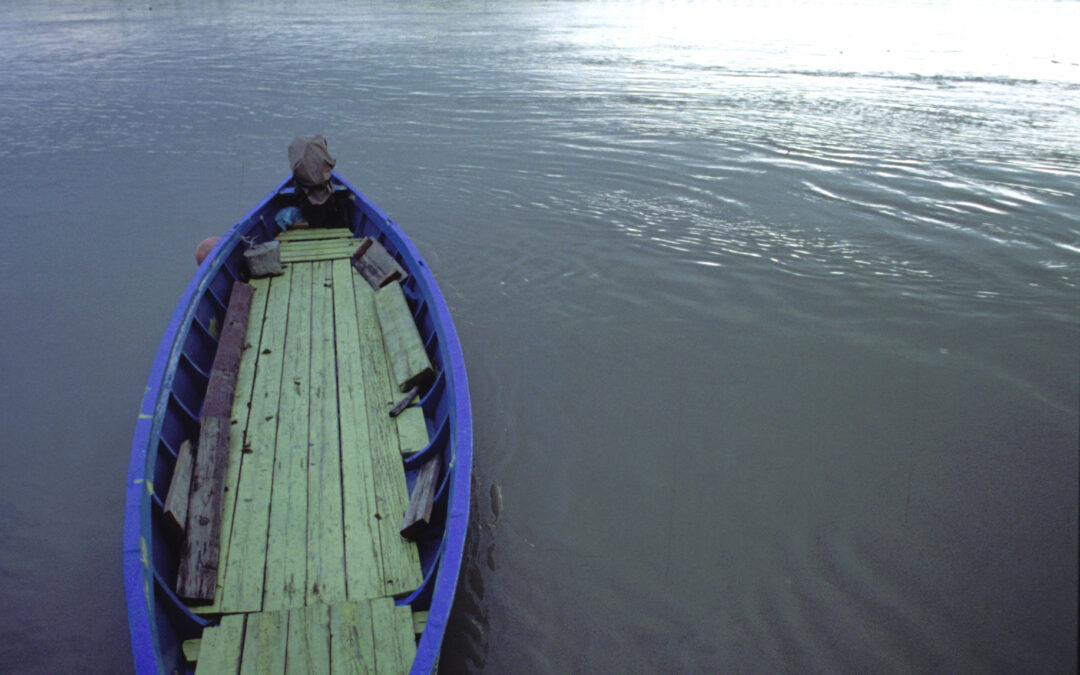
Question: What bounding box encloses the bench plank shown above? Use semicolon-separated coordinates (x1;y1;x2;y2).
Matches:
178;281;255;601
374;282;434;394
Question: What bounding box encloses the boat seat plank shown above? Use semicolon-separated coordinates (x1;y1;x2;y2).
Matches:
240;609;289;675
395;406;428;457
307;261;347;607
163;439;194;535
353;277;424;595
263;263;314;612
194;613;245;675
279;240;360;263
374;281;434;394
220;270;293;613
193;278;271;615
400;454;441;539
178;281;256;602
276;227;353;242
331;260;386;601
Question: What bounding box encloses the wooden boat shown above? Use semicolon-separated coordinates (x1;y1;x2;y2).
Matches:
122;172;472;674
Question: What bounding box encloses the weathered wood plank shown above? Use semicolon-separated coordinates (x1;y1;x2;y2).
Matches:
178;282;255;601
400;454;441;539
331;260;385;601
278;238;358;253
351;237;408;290
395;406;428;457
264;263;313;612
220;270;292;613
353;278;424;595
182;638;200;663
281;248;362;263
286;604;331;675
240;610;289;675
371;597;417;674
164;439;195;535
194;613;245;675
373;282;434;394
307;261;347;606
330;600;376;675
411;610;428;637
276;227;353;242
192;278;270;615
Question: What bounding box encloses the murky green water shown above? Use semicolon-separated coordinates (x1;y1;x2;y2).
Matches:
1;1;1077;672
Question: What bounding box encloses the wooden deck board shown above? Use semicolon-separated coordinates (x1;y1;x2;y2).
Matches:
353;279;423;595
286;604;332;675
332;260;386;601
240;610;289;675
276;227;353;242
264;263;313;612
307;261;347;606
395;406;428;457
220;269;293;613
194;613;245;675
330;600;377;674
370;597;417;674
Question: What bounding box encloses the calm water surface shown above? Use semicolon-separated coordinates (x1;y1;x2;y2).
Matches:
1;1;1077;673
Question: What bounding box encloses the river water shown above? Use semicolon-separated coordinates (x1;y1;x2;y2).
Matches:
1;1;1077;673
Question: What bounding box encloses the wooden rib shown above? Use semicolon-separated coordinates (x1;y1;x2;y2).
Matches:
331;260;385;601
220;269;293;613
353;277;423;595
194;613;245;675
263;263;313;612
307;261;347;606
192;278;270;615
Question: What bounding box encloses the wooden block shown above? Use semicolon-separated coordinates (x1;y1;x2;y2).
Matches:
286;604;331;675
220;271;292;613
373;282;434;394
351;237;408;290
163;440;195;535
194;614;245;675
412;610;428;637
240;610;289;675
400;454;441;539
263;263;313;612
182;638;200;663
177;282;255;602
330;601;376;674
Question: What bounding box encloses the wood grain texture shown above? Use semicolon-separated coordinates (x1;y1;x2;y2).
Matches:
373;282;433;394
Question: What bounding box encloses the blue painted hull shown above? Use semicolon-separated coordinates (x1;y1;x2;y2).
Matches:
122;174;472;674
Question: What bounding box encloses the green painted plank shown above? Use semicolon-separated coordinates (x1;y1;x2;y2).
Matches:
286;604;331;675
280;245;360;263
331;260;385;601
220;269;292;613
353;279;423;595
279;238;359;253
371;597;417;675
276;227;353;242
307;261;348;606
240;610;289;675
194;613;245;675
395;406;428;457
330;601;376;675
264;263;313;612
373;282;434;394
192;278;270;615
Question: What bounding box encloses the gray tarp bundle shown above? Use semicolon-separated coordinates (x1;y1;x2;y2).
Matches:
289;135;336;205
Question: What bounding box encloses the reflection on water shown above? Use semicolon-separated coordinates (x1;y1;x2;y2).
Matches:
0;1;1077;673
